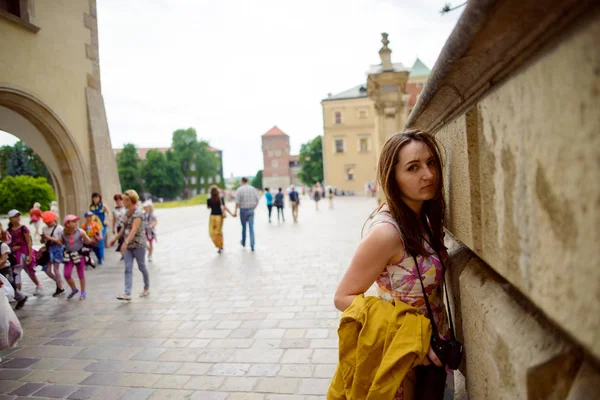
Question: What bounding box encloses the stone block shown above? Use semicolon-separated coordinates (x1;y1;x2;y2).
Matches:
458;256;583;399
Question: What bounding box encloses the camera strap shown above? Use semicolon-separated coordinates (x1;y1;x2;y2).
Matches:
412;253;456;341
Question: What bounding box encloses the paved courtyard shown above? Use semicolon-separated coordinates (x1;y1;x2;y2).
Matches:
0;196;377;400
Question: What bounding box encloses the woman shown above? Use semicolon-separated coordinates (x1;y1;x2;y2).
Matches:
334;130;450;399
142;200;157;262
110;190;150;300
89;193;111;260
313;183;322;210
112;194;127;253
7;210;42;296
207;186;233;253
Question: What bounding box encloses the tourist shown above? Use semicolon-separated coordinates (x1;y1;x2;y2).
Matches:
264;188;274;223
333;130;456;398
29;202;43;242
112;194;127;253
142;200;157;262
89;192;110;256
313;182;322;210
274;188;285;222
289;185;300;222
82;211;103;265
40;211;65;297
207;186;234;253
110;189;150;300
0;231;28;309
327;187;334;209
234;177;260;251
60;215;92;300
7;210;42;296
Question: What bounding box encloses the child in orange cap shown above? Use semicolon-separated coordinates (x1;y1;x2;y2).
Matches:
41;211;65;297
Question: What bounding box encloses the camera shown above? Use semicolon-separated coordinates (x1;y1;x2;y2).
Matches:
430;334;464;370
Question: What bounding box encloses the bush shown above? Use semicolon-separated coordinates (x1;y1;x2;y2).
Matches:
0;176;56;214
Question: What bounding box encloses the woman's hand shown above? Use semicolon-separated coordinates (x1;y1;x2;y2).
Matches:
422;346;443;367
120;244;127;255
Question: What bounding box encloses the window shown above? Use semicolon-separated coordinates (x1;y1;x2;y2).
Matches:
190;163;196;171
216;175;221;183
191;176;197;185
272;160;279;168
0;0;20;17
0;0;37;32
358;109;367;119
200;176;205;184
334;111;342;124
208;176;213;184
359;138;369;152
200;188;205;195
268;150;273;157
275;149;281;157
345;166;355;181
334;139;344;153
192;189;198;196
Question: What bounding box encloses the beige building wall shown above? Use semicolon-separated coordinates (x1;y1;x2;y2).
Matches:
407;3;600;398
0;0;120;217
322;97;377;194
0;0;93;169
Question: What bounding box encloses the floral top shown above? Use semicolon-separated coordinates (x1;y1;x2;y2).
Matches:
123;208;147;249
363;209;451;400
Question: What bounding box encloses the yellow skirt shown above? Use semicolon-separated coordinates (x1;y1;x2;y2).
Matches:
209;215;224;249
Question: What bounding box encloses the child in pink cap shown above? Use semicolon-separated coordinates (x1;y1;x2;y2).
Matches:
58;215;92;300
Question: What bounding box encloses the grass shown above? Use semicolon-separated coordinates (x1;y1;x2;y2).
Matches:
153;194;208;209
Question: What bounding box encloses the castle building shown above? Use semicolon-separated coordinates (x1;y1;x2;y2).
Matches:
261;126;299;190
321;34;430;195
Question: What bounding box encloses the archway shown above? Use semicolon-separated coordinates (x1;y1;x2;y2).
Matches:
0;85;90;217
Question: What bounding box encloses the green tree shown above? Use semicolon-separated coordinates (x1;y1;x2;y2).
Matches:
195;140;219;187
7;142;32;177
165;150;184;199
117;143;143;193
140;150;170;199
0;175;55;213
172;128;200;181
251;170;263;189
298;136;323;186
0;145;13;179
22;142;49;179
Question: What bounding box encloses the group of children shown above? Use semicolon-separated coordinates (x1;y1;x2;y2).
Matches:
0;193;158;309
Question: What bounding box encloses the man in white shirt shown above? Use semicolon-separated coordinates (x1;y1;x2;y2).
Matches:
234;177;260;251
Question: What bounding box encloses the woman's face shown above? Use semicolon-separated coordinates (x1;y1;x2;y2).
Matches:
395;140;438;208
9;215;20;225
123;196;132;208
92;196;100;205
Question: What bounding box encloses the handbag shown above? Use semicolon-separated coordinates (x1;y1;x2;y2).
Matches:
0;292;23;351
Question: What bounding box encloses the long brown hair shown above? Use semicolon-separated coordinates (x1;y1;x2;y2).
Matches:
209;186;220;205
376;129;446;256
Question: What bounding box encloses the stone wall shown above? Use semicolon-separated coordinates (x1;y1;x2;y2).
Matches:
434;8;600;399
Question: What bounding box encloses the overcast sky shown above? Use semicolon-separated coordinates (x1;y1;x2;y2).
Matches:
0;0;463;177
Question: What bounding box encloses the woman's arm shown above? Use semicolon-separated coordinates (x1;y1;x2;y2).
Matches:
24;229;33;262
333;224;403;312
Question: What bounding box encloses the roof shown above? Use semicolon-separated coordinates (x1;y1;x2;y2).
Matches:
262;126;288;137
367;62;409;75
322;84;368;101
410;58;430;77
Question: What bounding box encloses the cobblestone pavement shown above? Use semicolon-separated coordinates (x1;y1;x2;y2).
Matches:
0;196;377;399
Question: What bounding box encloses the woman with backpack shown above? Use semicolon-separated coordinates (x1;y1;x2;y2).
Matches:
7;210;42;296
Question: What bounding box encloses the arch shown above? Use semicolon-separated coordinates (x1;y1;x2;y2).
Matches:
0;84;90;217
